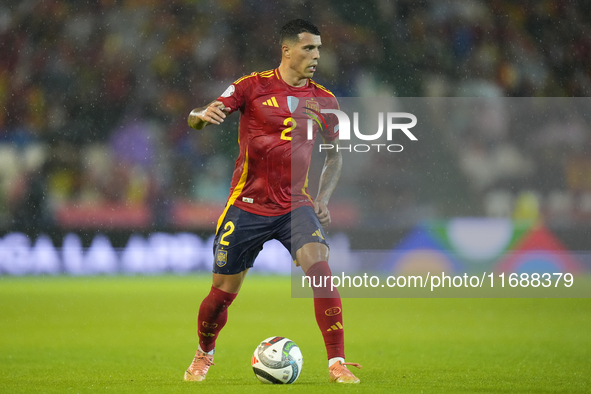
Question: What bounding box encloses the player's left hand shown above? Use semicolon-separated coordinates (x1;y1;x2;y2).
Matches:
314;201;331;227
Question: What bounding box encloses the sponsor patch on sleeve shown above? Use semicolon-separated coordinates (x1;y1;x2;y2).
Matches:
220;85;235;98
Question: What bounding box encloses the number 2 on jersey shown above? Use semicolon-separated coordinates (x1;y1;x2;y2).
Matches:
219;221;235;246
281;117;297;141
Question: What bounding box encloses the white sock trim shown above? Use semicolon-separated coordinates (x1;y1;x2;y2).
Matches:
198;345;215;355
329;357;345;367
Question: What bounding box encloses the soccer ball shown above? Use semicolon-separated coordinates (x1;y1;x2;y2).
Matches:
251;336;303;384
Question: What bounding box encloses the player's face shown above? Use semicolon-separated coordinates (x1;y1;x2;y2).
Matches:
290;32;321;79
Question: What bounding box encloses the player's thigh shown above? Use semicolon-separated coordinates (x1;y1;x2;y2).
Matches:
213;205;273;275
276;206;329;266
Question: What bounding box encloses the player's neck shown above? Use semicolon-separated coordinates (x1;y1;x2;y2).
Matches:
277;64;308;87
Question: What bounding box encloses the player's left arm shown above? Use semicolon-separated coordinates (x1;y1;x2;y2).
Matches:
315;137;342;227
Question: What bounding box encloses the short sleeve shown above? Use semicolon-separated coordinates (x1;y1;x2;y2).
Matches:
216;73;255;114
320;96;340;142
216;84;242;114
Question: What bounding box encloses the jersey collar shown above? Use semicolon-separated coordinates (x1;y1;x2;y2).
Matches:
275;68;309;88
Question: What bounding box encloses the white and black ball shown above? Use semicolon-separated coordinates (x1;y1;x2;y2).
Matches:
251;336;303;384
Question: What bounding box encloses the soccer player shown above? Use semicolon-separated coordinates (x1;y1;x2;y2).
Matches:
184;19;362;384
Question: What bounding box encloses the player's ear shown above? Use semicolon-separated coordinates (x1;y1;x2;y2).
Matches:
282;43;291;58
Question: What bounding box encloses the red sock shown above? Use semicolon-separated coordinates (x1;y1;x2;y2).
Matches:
306;261;345;360
197;286;237;352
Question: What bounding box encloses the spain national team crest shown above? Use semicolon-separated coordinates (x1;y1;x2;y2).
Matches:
305;99;319;113
216;250;228;267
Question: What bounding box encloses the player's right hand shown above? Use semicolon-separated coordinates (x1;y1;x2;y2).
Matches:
199;101;228;125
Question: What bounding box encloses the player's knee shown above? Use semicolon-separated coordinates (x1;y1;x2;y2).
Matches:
212;272;246;294
296;243;329;271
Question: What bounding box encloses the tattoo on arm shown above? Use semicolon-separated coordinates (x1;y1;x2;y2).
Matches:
188;106;208;130
187;100;221;130
316;138;342;205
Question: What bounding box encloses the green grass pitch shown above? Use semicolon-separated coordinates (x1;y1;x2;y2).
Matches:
1;275;590;393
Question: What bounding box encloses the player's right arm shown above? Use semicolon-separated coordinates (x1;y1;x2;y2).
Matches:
187;101;229;130
189;74;254;130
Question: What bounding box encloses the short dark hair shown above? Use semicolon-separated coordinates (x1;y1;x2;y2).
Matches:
279;19;320;44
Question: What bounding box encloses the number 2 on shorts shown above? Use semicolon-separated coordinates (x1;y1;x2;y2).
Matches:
219;221;235;246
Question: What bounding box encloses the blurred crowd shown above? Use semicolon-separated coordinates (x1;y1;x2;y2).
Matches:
0;0;590;230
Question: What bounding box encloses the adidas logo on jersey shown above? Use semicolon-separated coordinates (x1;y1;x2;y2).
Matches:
262;97;279;107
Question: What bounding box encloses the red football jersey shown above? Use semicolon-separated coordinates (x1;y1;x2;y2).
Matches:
215;68;339;220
